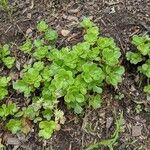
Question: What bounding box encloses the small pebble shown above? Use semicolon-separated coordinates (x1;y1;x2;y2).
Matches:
61;29;70;37
132;125;142;137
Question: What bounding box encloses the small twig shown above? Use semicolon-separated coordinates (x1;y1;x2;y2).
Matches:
30;0;34;9
105;1;121;6
16;24;26;39
4;25;12;34
68;143;72;150
81;132;85;150
130;29;140;37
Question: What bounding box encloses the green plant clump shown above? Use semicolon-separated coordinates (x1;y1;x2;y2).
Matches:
0;0;9;11
0;76;11;100
0;103;18;119
0;18;124;139
0;44;15;68
126;35;150;93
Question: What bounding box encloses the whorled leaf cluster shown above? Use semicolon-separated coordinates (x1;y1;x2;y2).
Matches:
0;18;126;139
126;35;150;93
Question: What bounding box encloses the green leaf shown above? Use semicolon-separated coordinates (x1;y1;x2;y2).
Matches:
42;109;53;120
0;76;11;87
74;75;87;94
64;85;85;113
54;110;65;124
84;26;99;43
0;44;10;57
65;86;85;103
23;68;42;87
22;105;39;120
88;47;100;61
0;76;10;100
82;63;105;83
2;56;15;68
63;51;78;69
105;66;125;86
33;46;49;60
89;95;102;109
97;37;116;49
131;35;150;55
0;108;4;117
73;42;90;59
0;44;16;68
76;59;86;72
19;39;33;53
33;61;44;71
38;120;56;139
34;39;44;47
0;88;8;101
126;52;142;64
76;94;85;103
80;17;94;29
41;66;52;82
93;86;103;94
13;80;32;97
6;119;22;134
48;62;61;76
82;74;92;83
0;103;18;118
137;43;150;56
0;143;3;149
144;85;150;94
102;48;121;66
47;48;61;61
138;60;150;78
37;20;48;32
132;35;148;46
52;69;74;90
74;104;83;114
44;29;58;41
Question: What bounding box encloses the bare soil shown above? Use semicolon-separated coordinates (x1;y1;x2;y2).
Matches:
0;0;150;150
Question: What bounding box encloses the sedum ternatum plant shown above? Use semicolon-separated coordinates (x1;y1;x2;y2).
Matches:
126;35;150;93
0;44;15;69
0;76;11;100
1;18;124;139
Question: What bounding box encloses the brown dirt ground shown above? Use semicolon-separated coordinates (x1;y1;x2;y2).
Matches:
0;0;150;150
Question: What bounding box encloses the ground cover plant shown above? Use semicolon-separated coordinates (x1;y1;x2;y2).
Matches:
0;44;15;68
0;76;11;100
0;1;149;150
0;0;9;11
126;35;150;93
0;18;125;142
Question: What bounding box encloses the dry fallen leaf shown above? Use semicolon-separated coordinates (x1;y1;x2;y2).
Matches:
132;125;142;137
61;29;70;37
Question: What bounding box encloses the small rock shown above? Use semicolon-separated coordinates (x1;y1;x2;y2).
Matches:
9;72;18;80
135;116;140;121
130;85;136;92
27;13;32;19
16;61;21;71
132;125;142;137
146;95;150;101
61;29;70;37
106;117;113;129
110;7;116;13
17;133;27;142
67;16;79;22
7;137;20;145
26;28;32;37
68;8;80;14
